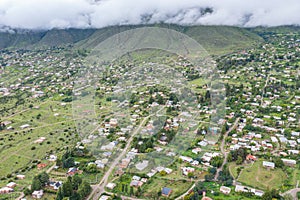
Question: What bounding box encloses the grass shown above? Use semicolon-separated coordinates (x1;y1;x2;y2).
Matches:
0;192;21;200
228;162;240;179
0;99;79;190
237;160;286;190
142;178;193;199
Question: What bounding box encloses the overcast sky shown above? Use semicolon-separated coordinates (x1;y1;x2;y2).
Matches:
0;0;300;30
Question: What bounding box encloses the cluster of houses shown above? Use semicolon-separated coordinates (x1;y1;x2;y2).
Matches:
0;182;17;194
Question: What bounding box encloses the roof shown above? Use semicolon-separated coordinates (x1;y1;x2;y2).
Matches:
162;187;172;196
262;161;275;168
220;186;231;192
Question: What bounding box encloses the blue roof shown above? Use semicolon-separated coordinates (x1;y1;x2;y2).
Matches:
162;187;172;195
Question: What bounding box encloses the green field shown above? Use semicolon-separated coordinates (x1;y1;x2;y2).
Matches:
142;178;193;199
237;160;287;190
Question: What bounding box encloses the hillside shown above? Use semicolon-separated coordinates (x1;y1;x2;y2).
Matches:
0;24;285;55
76;24;263;55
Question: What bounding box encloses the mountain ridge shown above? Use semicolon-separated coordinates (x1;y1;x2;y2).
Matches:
1;24;299;55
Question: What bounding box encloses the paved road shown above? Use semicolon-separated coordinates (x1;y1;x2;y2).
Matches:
282;188;300;200
88;116;151;200
214;117;240;181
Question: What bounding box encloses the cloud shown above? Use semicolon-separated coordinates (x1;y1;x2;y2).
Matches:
0;0;299;30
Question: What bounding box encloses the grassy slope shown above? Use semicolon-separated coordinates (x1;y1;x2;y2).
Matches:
2;25;300;55
76;24;264;56
237;160;286;190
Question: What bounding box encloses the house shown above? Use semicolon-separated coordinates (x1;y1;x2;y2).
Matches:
132;175;141;181
32;190;44;199
6;182;17;188
246;154;257;162
262;161;275;169
130;180;143;187
281;159;297;167
0;187;13;194
50;181;62;190
34;137;46;144
106;183;116;190
20;124;30;129
119;158;130;168
288;150;299;155
67;167;78;175
192;148;202;154
37;163;47;170
198;141;208;147
99;195;110;200
17;174;25;180
164;168;173;174
161;187;172;197
182;167;195;176
49;155;57;161
114;168;124;176
179;156;193;163
220;186;231;194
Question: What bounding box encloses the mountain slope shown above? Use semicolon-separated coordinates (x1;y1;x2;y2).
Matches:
76;24;263;55
0;24;271;55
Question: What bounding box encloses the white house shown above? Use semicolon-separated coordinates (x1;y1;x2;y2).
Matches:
32;190;44;199
262;161;275;169
220;186;231;194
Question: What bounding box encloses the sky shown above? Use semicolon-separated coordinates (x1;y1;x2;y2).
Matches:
0;0;300;30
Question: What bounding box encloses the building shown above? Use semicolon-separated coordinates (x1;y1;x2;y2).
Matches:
281;159;297;167
181;167;195;176
235;185;264;197
37;163;47;170
262;161;275;169
220;186;231;194
16;174;25;180
0;187;13;194
67;167;78;176
6;182;17;188
246;154;257;162
49;181;62;190
49;155;57;161
161;187;172;197
106;183;116;190
32;190;44;199
99;195;110;200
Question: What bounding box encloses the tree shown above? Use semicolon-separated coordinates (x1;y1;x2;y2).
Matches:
63;157;75;168
38;171;49;186
209;167;217;175
85;163;97;173
211;156;223;168
62;178;73;197
160;170;167;176
32;176;42;191
56;187;64;200
204;174;214;181
72;175;82;190
273;157;284;168
188;172;194;178
227;153;232;162
23;188;31;196
236;156;243;165
70;192;81;200
262;189;281;200
129;186;134;196
78;181;91;198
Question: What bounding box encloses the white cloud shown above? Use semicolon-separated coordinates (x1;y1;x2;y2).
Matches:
0;0;299;29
